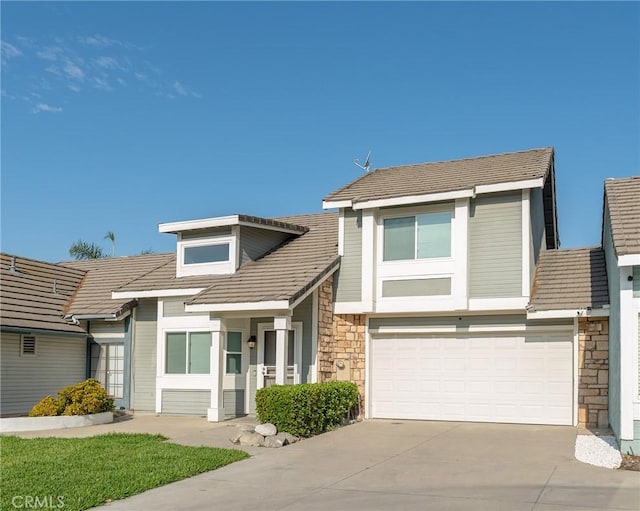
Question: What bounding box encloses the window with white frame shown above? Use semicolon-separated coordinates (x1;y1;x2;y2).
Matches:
177;235;236;277
225;331;243;375
165;332;211;374
383;212;452;261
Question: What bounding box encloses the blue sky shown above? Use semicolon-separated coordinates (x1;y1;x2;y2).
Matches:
2;2;638;262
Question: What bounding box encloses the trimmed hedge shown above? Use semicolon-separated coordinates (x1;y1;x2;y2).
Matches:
255;381;359;437
29;379;115;417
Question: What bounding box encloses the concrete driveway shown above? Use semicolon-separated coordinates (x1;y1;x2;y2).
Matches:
93;418;639;511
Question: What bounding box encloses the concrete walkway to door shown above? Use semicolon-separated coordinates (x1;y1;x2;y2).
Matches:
95;418;639;511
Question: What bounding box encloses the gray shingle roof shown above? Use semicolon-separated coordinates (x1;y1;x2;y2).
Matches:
529;247;609;312
324;147;554;204
187;212;338;307
605;177;640;256
112;254;228;293
1;254;86;333
60;253;174;316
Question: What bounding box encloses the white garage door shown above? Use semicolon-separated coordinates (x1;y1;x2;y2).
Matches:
371;333;573;425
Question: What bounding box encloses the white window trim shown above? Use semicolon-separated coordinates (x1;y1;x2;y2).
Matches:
375;203;456;308
223;330;244;377
176;235;237;277
163;329;213;376
20;334;36;356
379;207;454;263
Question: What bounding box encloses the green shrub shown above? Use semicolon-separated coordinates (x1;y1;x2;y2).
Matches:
255;381;359;437
29;379;115;417
28;396;64;417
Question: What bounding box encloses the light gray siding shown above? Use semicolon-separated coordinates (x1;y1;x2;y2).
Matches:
131;299;157;412
239;226;291;265
180;227;232;240
604;212;621;439
369;315;572;332
0;331;87;416
161;389;210;415
530;186;546;285
162;298;208;317
293;294;314;383
382;278;451;297
634;266;640;297
334;209;362;302
89;320;124;338
224;389;244;418
469;192;523;298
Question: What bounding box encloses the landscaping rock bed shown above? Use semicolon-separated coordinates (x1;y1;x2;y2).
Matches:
230;423;299;448
574;434;622;469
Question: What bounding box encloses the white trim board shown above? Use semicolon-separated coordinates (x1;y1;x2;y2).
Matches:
159;215;304;235
527;309;610;320
113;288;206;299
618;254;640;266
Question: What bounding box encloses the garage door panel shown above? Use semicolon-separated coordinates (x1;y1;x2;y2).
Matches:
371;334;573;425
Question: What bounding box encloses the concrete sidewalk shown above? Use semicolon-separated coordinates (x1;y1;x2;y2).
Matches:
13;415;640;510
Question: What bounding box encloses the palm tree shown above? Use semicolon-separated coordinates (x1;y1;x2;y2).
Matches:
69;240;106;260
104;231;116;257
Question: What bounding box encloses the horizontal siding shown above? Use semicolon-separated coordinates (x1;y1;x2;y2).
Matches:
180;227;232;240
224;389;245;418
293;294;313;383
89;320;125;338
131;299;156;411
469;192;523;298
335;209;362;302
530;186;546;286
162;298;208;317
382;278;451;297
0;331;87;416
239;226;290;265
162;389;210;415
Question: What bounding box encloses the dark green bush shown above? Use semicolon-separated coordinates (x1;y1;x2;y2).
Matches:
255;381;359;437
29;378;115;417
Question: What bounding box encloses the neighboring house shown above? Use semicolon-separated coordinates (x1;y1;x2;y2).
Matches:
322;147;610;427
602;177;640;454
0;254;87;415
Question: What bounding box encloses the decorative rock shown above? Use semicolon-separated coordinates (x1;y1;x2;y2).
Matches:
229;432;242;444
237;430;265;447
236;424;255;432
263;435;285;448
277;432;298;444
255;423;277;436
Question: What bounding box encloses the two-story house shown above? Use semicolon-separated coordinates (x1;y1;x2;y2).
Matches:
322;147;609;427
602;177;640;453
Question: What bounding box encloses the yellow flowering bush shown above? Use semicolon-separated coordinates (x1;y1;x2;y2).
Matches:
29;378;114;417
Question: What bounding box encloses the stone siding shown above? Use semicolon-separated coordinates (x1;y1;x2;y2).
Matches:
578;317;609;429
316;275;366;412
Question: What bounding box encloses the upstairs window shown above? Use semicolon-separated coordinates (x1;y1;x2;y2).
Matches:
383;212;452;261
177;236;236;277
184;243;229;264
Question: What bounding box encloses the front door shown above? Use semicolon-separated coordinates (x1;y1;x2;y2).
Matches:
257;323;302;389
90;342;125;408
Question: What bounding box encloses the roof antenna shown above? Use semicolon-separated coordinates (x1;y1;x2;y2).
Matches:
353;150;372;172
9;256;17;272
53;279;59;295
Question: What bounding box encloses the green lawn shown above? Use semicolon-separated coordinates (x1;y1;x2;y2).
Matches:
1;433;249;511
